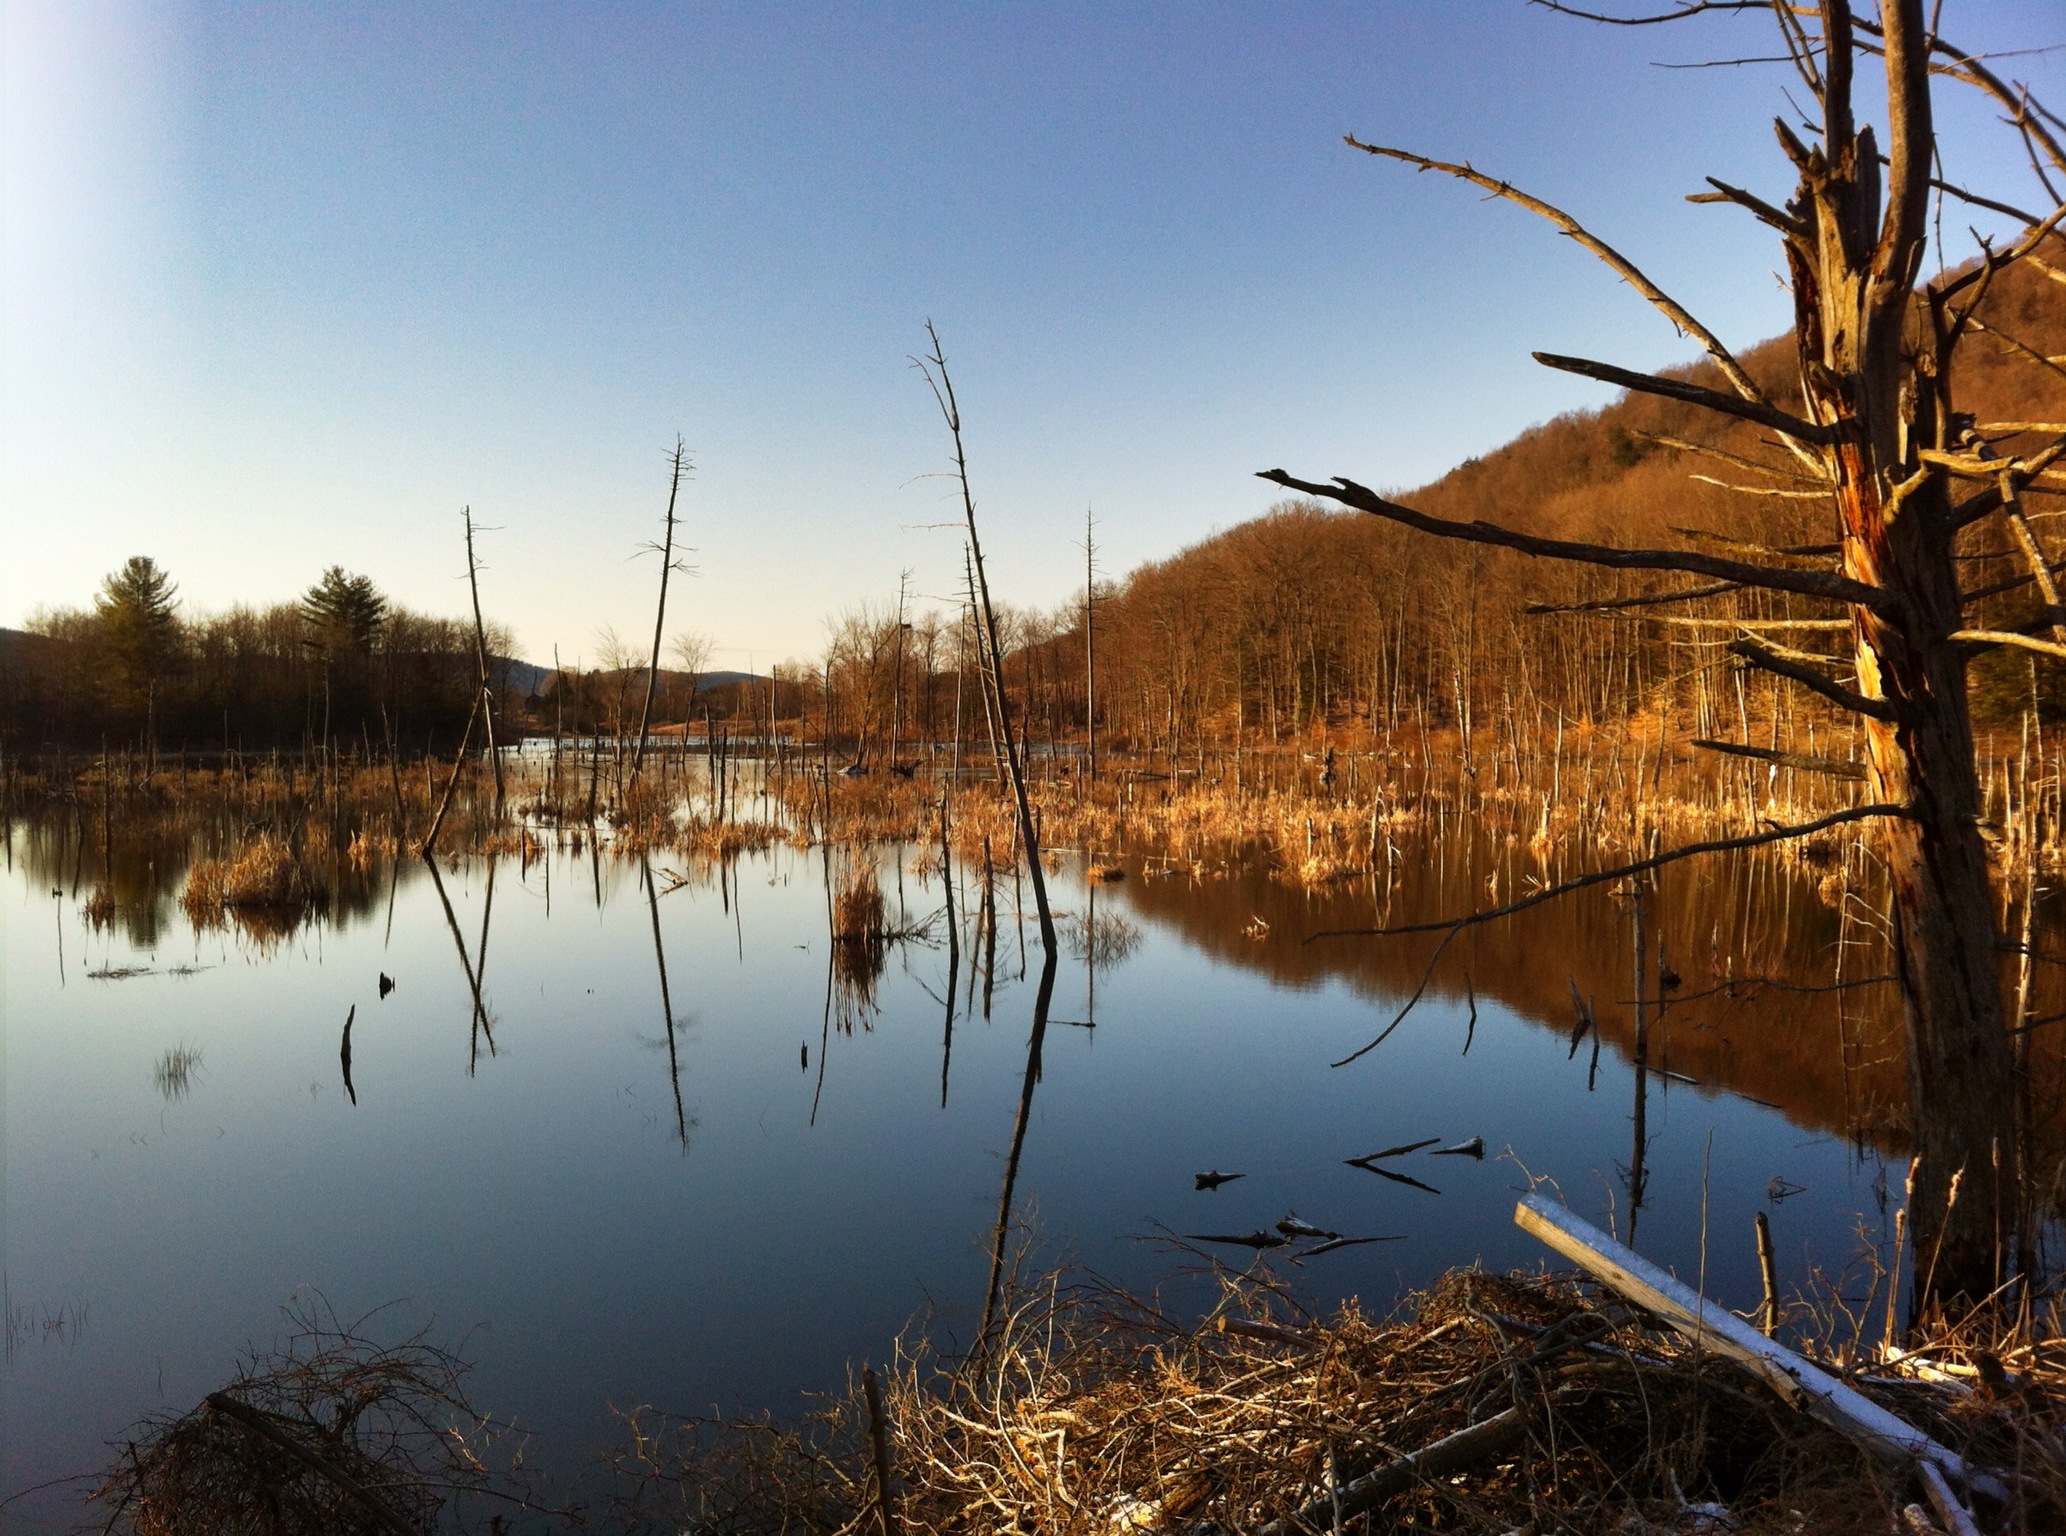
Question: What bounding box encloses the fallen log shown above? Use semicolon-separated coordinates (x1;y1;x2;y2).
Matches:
204;1392;416;1536
1512;1193;2001;1507
1253;1404;1529;1536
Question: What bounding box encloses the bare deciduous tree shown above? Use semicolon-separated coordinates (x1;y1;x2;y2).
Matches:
1263;0;2066;1308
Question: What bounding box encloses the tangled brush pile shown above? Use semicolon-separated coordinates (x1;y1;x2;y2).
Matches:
605;1262;2066;1536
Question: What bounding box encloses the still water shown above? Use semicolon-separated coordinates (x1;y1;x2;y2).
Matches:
2;818;1913;1525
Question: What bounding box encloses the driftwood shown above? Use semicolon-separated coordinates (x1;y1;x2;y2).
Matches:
203;1392;415;1536
1512;1194;2001;1508
1253;1404;1529;1536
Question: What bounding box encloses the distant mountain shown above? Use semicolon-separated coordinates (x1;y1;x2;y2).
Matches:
529;664;766;697
491;657;553;697
0;627;61;663
695;669;765;692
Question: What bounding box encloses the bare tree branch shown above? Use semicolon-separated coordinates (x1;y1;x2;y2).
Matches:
1671;526;1839;559
1689;176;1807;236
1949;629;2066;663
1870;2;1936;332
1310;804;1908;947
1528;2;1786;28
1971;320;2066;387
1656;615;1851;630
1929;177;2046;227
1532;351;1834;442
1639;432;1828;484
1255;469;1889;609
1524;581;1741;615
1690;474;1834;499
1691;737;1868;779
1343;138;1777;409
1731;637;1894;720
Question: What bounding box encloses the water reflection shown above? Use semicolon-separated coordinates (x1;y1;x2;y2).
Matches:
982;937;1059;1348
151;1045;202;1103
7;807;2064;1533
425;857;498;1073
643;857;690;1150
1120;829;1949;1151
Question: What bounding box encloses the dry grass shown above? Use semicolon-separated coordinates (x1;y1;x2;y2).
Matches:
831;863;891;1031
82;884;117;929
833;865;889;944
90;1298;546;1536
180;834;325;936
606;1261;2066;1536
78;1234;2066;1535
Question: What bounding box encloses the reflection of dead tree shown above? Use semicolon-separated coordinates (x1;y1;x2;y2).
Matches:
1064;884;1142;1028
811;847;836;1127
980;943;1059;1351
1267;0;2063;1309
1066;905;1141;971
940;794;959;1107
424;857;496;1074
643;857;689;1150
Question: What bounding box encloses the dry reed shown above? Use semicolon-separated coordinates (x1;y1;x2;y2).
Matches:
180;834;325;935
606;1259;2066;1536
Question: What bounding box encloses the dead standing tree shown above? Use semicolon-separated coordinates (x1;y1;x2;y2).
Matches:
630;437;693;786
1264;0;2066;1308
915;323;1058;960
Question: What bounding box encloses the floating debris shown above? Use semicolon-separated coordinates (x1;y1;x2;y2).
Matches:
1195;1170;1245;1192
1431;1136;1485;1160
1298;1235;1404;1256
1767;1176;1806;1203
1350;1163;1441;1196
339;1007;357;1107
1275;1214;1341;1241
378;972;396;998
1347;1137;1437;1165
1185;1231;1289;1251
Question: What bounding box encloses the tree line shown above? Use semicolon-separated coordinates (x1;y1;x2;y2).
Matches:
1;559;514;757
793;246;2062;774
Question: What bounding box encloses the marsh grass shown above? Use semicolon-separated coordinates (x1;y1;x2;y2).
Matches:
81;884;116;929
604;1256;2066;1535
151;1044;202;1102
180;834;326;939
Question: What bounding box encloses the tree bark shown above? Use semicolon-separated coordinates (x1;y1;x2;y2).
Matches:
1788;0;2017;1304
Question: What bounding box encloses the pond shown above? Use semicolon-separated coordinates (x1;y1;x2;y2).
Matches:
1;809;1928;1526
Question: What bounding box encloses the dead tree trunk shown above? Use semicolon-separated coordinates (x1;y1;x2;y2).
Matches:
630;438;690;786
1780;3;2016;1304
1264;0;2064;1307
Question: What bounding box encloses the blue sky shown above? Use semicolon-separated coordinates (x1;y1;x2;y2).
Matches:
5;2;2061;669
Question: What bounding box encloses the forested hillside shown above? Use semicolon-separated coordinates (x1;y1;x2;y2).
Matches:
1056;247;2066;755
